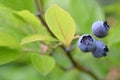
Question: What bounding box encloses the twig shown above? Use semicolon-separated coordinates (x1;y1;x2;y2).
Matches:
56;64;74;71
73;35;80;40
61;46;98;80
34;0;56;37
34;0;98;79
34;0;43;15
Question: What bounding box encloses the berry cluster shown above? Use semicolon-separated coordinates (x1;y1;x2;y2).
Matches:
78;21;110;58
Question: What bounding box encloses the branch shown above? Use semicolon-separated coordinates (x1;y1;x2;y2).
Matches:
34;0;56;37
34;0;43;15
56;63;74;71
61;46;98;80
34;1;98;79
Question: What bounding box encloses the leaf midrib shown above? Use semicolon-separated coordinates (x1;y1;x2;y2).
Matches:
54;8;68;45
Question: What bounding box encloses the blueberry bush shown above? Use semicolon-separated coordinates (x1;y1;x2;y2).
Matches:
0;0;120;80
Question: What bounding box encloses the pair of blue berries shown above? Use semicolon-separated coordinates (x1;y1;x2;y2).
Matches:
78;21;110;58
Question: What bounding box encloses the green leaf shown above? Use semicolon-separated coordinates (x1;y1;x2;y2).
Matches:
21;34;57;45
13;10;42;33
43;0;70;10
45;4;75;47
31;54;55;76
0;47;22;65
0;32;20;47
13;10;50;35
0;0;36;13
0;6;33;40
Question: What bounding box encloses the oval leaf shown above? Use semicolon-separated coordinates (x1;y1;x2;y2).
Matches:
0;32;20;47
0;0;35;12
21;34;57;45
0;47;22;65
31;54;55;76
13;10;42;33
45;4;75;47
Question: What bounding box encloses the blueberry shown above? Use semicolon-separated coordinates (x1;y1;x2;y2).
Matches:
92;40;109;58
92;21;110;38
78;34;96;52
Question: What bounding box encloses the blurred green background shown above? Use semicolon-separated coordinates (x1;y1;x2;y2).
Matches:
0;0;120;80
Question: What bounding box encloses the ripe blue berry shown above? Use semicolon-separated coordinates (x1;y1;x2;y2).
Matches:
78;34;96;52
92;21;110;38
92;40;109;58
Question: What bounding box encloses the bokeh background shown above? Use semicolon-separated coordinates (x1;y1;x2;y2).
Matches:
0;0;120;80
